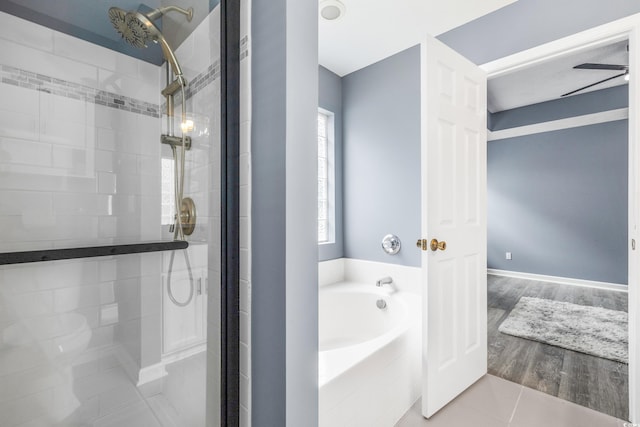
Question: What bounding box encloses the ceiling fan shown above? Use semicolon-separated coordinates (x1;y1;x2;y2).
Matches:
561;62;629;97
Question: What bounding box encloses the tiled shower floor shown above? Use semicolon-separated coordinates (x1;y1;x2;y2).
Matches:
62;351;206;427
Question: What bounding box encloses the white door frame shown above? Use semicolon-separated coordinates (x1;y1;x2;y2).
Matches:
480;14;640;422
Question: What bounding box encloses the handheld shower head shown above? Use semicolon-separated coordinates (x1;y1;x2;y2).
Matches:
109;7;147;48
108;5;193;76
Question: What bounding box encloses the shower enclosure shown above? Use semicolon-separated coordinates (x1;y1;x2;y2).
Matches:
0;0;240;425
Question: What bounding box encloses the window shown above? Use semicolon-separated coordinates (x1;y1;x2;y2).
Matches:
318;109;335;244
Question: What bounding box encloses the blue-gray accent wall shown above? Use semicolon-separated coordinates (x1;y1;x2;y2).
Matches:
342;45;421;267
251;0;286;422
318;65;344;261
490;86;629;130
251;0;318;425
488;114;628;284
438;0;640;65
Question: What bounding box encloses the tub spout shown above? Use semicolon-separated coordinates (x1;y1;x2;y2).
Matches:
376;276;394;288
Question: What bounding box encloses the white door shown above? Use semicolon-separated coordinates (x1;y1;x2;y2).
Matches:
420;35;487;418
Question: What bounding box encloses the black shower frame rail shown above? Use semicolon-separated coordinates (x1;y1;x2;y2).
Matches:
221;0;241;425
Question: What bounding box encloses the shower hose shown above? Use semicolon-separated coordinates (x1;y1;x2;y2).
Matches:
167;75;195;308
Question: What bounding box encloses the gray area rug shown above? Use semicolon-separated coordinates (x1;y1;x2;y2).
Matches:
498;296;628;363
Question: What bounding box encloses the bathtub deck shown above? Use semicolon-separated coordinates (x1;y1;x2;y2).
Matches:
487;274;628;421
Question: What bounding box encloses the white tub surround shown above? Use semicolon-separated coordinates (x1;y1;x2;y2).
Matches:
319;282;411;384
319;258;421;293
318;259;421;427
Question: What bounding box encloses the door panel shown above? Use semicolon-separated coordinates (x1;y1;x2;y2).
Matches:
421;35;488;418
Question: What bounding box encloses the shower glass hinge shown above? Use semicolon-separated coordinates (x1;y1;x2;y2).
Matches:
161;134;192;150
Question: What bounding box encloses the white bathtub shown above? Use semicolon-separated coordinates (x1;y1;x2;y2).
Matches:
318;281;421;427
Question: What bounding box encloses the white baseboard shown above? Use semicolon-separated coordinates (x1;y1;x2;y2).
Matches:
114;345;142;384
114;345;169;387
114;342;206;388
137;362;168;387
487;268;628;292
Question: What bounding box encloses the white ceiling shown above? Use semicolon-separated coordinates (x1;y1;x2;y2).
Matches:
319;1;630;112
319;0;518;77
488;40;629;112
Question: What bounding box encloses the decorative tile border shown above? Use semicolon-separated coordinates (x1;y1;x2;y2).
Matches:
183;36;248;101
1;38;246;118
241;35;249;60
185;59;221;101
0;64;160;118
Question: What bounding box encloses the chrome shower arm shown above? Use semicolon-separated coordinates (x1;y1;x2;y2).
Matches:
146;5;194;22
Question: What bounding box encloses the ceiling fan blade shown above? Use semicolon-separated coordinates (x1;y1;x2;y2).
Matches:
561;72;628;97
574;63;628;70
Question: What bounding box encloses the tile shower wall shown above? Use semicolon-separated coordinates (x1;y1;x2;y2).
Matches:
169;7;224;426
170;4;252;425
0;4;233;425
0;11;162;252
0;10;167;425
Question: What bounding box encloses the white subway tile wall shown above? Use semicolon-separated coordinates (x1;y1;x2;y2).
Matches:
0;5;227;426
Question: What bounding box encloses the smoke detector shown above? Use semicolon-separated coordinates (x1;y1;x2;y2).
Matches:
320;0;346;21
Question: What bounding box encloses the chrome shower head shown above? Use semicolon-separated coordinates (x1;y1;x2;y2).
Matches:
108;5;193;76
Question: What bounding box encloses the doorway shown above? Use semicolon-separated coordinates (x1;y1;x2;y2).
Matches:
480;24;638;422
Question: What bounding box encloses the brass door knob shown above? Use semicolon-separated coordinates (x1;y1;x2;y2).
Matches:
416;239;427;251
430;239;446;251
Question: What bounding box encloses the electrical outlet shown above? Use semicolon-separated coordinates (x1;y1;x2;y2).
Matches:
506;252;512;260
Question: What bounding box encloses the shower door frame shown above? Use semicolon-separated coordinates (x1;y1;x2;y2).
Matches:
221;0;241;425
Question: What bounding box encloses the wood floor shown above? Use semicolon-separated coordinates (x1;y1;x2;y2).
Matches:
488;274;629;420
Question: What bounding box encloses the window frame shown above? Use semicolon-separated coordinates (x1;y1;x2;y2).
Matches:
318;108;336;245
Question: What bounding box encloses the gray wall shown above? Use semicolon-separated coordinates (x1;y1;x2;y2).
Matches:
491;85;628;130
251;0;318;425
252;0;640;427
342;45;421;267
438;0;640;65
488;118;628;284
284;0;319;424
318;66;344;261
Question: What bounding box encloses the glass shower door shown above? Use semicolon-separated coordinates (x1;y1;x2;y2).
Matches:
0;0;232;425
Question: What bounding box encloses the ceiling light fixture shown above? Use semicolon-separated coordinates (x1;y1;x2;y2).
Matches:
320;0;346;21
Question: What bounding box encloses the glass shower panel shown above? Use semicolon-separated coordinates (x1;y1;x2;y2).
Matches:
0;1;221;425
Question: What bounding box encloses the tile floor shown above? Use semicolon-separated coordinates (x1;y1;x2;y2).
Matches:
395;375;630;427
61;351;206;427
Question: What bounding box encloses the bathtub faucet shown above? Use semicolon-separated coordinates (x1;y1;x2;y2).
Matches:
376;276;394;288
